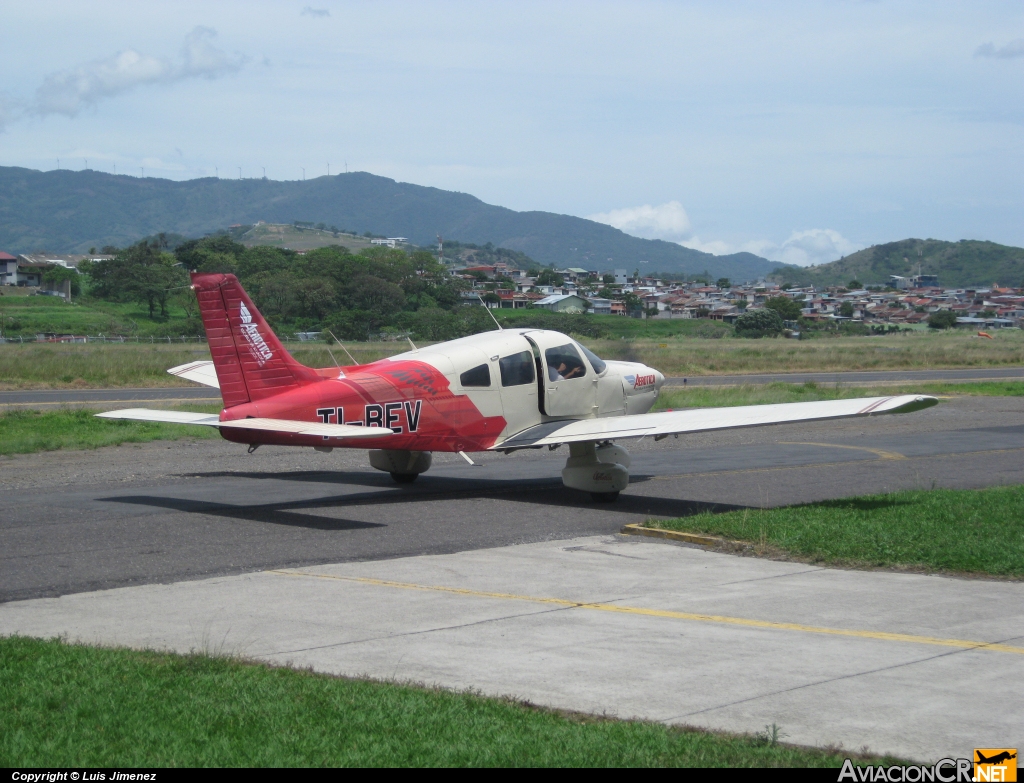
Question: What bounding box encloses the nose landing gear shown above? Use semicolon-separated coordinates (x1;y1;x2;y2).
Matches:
560;441;631;502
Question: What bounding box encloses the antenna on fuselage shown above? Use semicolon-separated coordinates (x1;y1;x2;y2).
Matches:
325;329;358;365
407;336;418;352
476;293;503;331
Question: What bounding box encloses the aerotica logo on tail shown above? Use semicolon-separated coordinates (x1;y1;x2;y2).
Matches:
239;303;273;366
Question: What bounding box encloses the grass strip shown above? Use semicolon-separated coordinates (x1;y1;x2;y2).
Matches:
0;635;884;767
654;380;1024;410
0;407;221;456
645;486;1024;577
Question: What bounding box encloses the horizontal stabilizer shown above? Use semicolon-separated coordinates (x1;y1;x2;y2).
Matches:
167;360;220;389
496;395;938;448
95;409;394;438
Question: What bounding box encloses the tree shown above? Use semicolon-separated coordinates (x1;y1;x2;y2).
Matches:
602;273;615;285
716;278;730;289
85;239;185;318
735;308;784;338
535;268;564;287
42;266;81;296
928;310;958;329
838;302;854;318
764;296;802;321
848;280;863;289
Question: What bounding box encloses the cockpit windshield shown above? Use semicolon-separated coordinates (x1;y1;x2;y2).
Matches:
578;343;607;374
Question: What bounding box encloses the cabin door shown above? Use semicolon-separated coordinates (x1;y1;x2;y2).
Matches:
523;333;597;419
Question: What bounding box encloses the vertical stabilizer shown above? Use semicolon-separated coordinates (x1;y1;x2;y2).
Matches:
191;273;321;407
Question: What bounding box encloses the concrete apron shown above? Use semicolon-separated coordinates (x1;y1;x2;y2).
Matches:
1;534;1021;762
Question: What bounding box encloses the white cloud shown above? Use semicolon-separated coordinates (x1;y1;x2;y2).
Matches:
588;201;859;265
587;201;692;242
974;39;1024;59
773;229;861;266
302;7;331;18
33;27;244;118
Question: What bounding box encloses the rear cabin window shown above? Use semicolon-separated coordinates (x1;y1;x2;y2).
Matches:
499;351;535;387
545;344;587;382
460;363;491;387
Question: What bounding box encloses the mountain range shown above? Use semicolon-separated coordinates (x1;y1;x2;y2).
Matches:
768;238;1024;289
0;166;782;281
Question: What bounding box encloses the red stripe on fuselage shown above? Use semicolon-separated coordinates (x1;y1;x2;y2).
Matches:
218;359;507;452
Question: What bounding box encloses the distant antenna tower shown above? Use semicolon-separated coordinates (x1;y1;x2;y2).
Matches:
345;159;348;173
57;158;60;170
215;166;218;178
84;159;88;169
301;167;305;180
140;167;144;177
437;234;444;265
327;162;330;176
238;167;242;179
262;166;266;179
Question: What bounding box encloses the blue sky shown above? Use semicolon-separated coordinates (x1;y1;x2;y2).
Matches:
1;1;1021;264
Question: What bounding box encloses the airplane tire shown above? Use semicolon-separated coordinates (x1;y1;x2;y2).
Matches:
590;491;619;503
390;472;418;484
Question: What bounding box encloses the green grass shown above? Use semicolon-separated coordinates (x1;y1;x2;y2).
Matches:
0;635;881;767
0;293;198;338
0;342;406;389
653;380;1024;410
646;486;1024;577
0;407;221;456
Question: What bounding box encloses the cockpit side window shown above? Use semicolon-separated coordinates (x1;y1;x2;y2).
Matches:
499;351;535;387
544;343;587;382
578;343;607;374
460;363;491;387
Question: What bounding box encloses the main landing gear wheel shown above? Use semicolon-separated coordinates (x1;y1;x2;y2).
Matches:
590;491;619;503
390;472;418;484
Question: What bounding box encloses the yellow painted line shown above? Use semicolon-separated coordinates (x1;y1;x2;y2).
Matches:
779;441;907;460
649;446;1024;482
269;570;1024;656
620;523;740;548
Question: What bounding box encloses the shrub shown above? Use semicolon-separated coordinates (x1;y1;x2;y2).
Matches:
735;308;784;338
927;310;958;330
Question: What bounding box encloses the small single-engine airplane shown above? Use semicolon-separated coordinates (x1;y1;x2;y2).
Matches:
98;273;938;501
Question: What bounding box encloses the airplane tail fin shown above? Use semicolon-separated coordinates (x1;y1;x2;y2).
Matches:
191;272;321;408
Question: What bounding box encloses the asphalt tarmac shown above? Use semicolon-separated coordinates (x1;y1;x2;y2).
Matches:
2;366;1022;408
3;396;1022;604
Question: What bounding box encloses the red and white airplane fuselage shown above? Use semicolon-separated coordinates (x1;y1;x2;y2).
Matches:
100;273;937;501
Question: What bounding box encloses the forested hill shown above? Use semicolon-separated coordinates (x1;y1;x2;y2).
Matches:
0;166;781;281
769;238;1024;289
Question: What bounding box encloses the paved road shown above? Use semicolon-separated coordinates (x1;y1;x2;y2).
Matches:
2;366;1021;408
664;366;1024;386
3;397;1022;604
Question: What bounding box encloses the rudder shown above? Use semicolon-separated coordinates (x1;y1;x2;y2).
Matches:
191;272;321;407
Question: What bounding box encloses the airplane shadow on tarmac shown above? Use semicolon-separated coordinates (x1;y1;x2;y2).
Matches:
100;472;750;532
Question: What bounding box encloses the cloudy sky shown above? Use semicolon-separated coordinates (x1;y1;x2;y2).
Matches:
1;1;1021;265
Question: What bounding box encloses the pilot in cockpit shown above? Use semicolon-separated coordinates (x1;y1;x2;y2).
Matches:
547;355;585;382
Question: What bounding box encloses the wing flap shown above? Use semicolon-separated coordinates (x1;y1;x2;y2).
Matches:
95;408;394;438
495;395;938;448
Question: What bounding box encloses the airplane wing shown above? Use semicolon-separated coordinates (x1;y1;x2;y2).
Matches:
494;395;937;449
95;408;394;438
168;360;220;389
